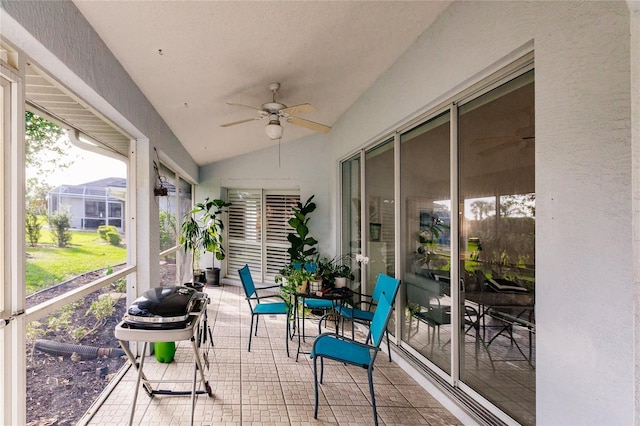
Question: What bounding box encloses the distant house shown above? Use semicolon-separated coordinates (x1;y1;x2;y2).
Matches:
48;177;127;231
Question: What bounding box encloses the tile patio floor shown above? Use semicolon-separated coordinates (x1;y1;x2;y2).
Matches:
85;284;463;425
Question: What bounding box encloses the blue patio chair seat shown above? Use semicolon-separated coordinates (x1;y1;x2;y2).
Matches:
253;301;289;315
311;334;372;368
311;274;401;426
238;264;290;357
336;305;374;322
304;298;334;310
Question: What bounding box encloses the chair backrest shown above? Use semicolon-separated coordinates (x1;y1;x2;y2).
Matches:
368;274;401;347
304;262;317;273
238;264;256;299
372;273;400;305
292;262;317;273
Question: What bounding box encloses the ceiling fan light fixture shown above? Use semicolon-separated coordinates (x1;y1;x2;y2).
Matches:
221;83;330;139
265;121;283;140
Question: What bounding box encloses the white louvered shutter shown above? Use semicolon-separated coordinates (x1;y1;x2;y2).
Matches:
227;189;262;277
264;191;300;282
227;189;299;283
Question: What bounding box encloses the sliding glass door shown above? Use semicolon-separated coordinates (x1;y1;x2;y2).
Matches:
340;66;535;424
364;139;395;286
458;70;535;425
400;112;452;374
341;156;361;291
364;139;396;333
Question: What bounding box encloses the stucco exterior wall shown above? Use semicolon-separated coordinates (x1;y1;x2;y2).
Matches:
202;1;634;423
198;134;333;270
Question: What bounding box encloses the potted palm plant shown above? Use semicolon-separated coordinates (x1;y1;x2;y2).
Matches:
179;197;232;286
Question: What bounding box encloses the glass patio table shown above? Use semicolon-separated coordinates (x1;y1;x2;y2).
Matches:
293;287;353;361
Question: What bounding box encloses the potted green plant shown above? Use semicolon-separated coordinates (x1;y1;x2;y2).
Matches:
286;195;318;264
334;262;354;288
416;212;450;271
317;255;354;288
179;197;232;286
289;268;314;293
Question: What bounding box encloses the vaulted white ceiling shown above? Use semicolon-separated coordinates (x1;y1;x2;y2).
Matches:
72;1;451;166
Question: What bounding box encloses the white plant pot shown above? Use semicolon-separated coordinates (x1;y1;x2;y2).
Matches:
310;280;322;293
335;277;347;288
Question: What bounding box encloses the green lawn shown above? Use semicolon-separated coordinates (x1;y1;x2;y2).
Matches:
26;229;126;295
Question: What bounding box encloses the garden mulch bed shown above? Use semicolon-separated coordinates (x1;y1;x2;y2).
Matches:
26;263;176;426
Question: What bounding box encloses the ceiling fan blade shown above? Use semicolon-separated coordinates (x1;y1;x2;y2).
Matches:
478;138;532;156
220;117;263;127
280;103;316;116
516;124;535;140
226;102;266;113
472;135;512;146
288;116;331;134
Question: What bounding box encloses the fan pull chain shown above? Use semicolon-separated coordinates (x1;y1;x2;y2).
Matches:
278;137;281;168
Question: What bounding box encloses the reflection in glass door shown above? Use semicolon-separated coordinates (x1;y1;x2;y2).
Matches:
178;178;193;284
458;70;535;425
364;139;395;332
341;156;361;292
400;112;452;374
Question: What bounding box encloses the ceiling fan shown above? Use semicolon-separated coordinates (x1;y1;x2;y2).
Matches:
221;82;331;140
472;106;534;156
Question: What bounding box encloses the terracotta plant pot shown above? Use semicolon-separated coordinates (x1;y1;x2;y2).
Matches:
296;280;308;294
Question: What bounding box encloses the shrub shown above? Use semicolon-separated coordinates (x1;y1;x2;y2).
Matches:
112;277;126;293
98;225;121;246
25;208;42;247
159;210;176;251
48;210;72;247
106;231;121;246
75;295;116;342
73;326;88;342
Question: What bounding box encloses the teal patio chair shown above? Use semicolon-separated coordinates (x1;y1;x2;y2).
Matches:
335;273;398;361
238;264;290;357
310;274;400;426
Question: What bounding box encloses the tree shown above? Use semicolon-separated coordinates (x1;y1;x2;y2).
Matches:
470;200;494;221
25;111;69;171
24;111;73;213
26;177;52;215
500;194;535;218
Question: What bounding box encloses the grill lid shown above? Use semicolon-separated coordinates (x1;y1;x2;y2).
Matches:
125;286;204;328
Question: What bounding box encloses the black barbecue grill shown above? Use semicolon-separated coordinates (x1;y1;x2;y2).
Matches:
124;286;206;329
115;285;213;426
